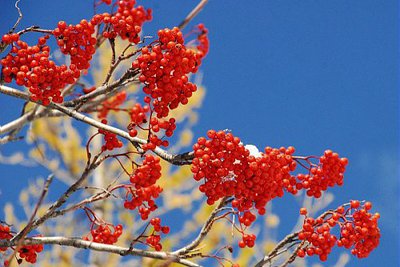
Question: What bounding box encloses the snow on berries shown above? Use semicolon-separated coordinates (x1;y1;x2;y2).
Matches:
191;130;351;248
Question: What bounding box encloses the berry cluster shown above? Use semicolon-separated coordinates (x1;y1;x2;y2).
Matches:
297;201;380;261
53;20;97;71
192;130;296;215
130;154;161;188
17;244;44;264
123;185;163;220
98;91;127;119
102;0;152;43
127;103;176;150
294;150;348;198
1;35;78;105
98;119;123;151
83;224;123;245
192;130;248;204
0;223;12;252
297;215;337;261
337;201;380;258
191;130;353;250
238;233;257;249
145;218;169;251
132;25;209;118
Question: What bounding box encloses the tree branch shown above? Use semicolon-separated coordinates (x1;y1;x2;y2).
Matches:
0;84;194;165
178;0;209;30
0;236;202;267
172;197;231;256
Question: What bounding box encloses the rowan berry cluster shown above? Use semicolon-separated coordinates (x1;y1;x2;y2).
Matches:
53;19;97;71
0;223;43;265
16;244;44;264
297;201;380;261
238;233;257;249
123;185;163;220
145;218;169;251
191;130;296;215
293;150;348;198
127;103;176;150
0;223;12;252
83;224;123;245
97;91;127;119
1;35;77;105
132;25;209;118
101;0;152;43
338;201;380;258
130;154;161;188
98;119;123;151
191;130;353;250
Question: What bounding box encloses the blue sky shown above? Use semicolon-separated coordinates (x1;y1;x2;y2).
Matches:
0;0;398;266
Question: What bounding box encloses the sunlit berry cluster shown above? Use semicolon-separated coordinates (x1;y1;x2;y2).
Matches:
124;184;163;220
130;154;161;188
293;150;348;198
0;223;43;265
297;201;380;261
132;25;209;118
191;130;352;249
127;103;176;150
98;119;123;151
0;223;12;252
53;20;97;71
98;91;127;119
191;130;249;205
145;218;170;251
102;0;152;43
17;244;44;264
1;35;78;105
83;224;123;245
192;130;296;214
123;155;163;220
337;201;380;258
238;233;257;249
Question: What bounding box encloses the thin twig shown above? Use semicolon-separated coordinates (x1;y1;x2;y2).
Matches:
178;0;209;30
11;0;23;33
172;197;232;256
7;174;54;265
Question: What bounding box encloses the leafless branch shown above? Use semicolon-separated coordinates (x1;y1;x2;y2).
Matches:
0;236;201;267
7;174;54;265
178;0;209;30
254;232;299;267
172;197;231;256
11;0;23;33
0;84;194;166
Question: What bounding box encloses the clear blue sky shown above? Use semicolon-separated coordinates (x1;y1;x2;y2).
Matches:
0;1;398;266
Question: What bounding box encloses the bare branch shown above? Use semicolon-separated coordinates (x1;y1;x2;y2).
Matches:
0;84;194;165
0;236;202;267
254;232;299;267
178;0;209;30
8;174;54;265
11;0;23;33
172;197;231;256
